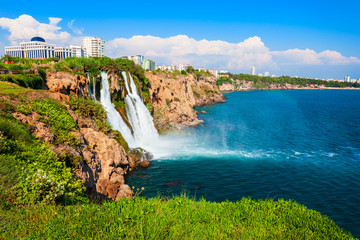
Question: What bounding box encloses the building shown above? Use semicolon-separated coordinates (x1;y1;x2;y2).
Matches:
5;37;56;59
161;65;167;71
127;55;144;66
251;66;256;75
83;37;105;58
264;71;269;77
179;63;186;71
142;58;156;71
170;65;177;71
209;69;219;78
55;47;72;59
344;75;351;82
70;45;86;57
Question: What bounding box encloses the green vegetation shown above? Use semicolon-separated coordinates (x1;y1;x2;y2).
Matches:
0;74;43;89
0;97;87;206
216;77;234;86
30;98;80;148
0;82;32;95
192;90;201;98
67;94;112;134
216;73;360;89
0;195;354;239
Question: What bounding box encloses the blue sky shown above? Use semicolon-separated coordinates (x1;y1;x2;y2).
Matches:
1;0;359;79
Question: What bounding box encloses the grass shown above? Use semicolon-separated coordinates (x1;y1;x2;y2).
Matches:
0;82;32;95
0;196;355;239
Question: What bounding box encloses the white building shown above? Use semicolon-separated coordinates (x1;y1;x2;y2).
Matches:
264;71;269;77
179;63;186;71
5;37;56;59
83;37;105;58
344;75;351;82
70;45;86;57
127;55;144;66
209;69;219;78
171;65;177;71
55;47;72;59
251;66;256;75
142;58;156;71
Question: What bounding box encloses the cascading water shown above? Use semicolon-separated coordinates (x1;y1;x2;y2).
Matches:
99;71;184;158
100;72;135;147
92;77;96;101
122;71;159;149
87;74;97;101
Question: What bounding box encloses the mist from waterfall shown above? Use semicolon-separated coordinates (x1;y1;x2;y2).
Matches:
100;72;135;147
98;71;196;158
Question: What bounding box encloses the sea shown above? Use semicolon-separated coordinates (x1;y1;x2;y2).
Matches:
127;90;360;237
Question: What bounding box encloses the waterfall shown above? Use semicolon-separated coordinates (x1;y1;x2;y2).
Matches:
122;72;159;149
100;72;135;147
92;77;96;101
87;74;96;101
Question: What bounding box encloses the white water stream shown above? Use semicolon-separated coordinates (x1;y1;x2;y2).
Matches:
122;71;159;148
100;72;136;147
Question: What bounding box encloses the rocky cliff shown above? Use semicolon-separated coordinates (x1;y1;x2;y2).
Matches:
147;72;226;130
218;79;328;92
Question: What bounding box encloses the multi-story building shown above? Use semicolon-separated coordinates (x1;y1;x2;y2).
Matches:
83;37;105;58
70;45;86;57
142;58;156;71
264;71;269;77
209;69;219;78
5;37;56;59
344;75;351;82
179;63;186;71
55;47;72;59
251;66;256;75
127;55;144;66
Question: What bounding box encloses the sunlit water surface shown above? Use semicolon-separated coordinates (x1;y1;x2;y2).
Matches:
127;90;360;237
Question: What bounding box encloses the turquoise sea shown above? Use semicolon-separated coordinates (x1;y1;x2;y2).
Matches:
127;90;360;237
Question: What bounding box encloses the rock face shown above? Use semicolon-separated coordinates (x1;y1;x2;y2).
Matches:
10;89;133;201
218;79;324;92
147;72;226;130
46;71;89;97
78;127;130;201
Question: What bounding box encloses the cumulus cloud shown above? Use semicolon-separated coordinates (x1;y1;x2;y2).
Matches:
108;34;360;73
108;35;276;71
272;48;360;66
0;14;71;45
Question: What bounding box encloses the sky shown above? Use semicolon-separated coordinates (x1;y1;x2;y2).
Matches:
0;0;359;79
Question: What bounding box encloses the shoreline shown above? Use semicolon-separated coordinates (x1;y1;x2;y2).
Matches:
220;87;360;93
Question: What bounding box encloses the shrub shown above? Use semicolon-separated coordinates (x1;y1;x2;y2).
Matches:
192;90;200;98
16;104;32;115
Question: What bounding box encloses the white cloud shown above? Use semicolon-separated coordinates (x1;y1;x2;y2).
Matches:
0;14;71;45
68;20;83;35
108;34;360;73
108;35;276;71
272;48;360;66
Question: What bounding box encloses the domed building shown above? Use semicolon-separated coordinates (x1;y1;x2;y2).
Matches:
5;36;71;59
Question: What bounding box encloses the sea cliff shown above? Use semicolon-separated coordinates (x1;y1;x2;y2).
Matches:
147;72;226;131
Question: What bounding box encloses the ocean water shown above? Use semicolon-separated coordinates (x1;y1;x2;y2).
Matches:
126;90;360;237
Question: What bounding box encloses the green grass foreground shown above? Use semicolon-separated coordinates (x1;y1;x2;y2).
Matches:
0;196;355;239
